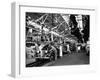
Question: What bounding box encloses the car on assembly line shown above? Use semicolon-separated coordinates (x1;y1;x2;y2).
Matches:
35;42;58;61
26;41;58;62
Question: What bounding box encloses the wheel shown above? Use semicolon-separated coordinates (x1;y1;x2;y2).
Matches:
49;47;57;61
50;52;55;61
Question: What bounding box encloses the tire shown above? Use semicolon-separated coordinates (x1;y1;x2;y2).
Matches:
49;47;57;61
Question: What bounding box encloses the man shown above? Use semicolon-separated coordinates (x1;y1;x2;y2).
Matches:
66;44;71;54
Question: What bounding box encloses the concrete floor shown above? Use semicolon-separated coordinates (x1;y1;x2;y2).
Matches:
26;52;89;67
49;52;89;66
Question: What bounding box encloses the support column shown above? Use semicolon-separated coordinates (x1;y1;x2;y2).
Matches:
59;38;63;57
51;34;53;41
67;44;70;53
59;45;63;57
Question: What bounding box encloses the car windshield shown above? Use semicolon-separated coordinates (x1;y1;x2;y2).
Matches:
26;43;35;47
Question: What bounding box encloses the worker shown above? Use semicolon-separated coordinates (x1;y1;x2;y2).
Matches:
67;44;71;54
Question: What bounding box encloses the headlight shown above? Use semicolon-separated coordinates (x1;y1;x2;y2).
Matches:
45;50;48;53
